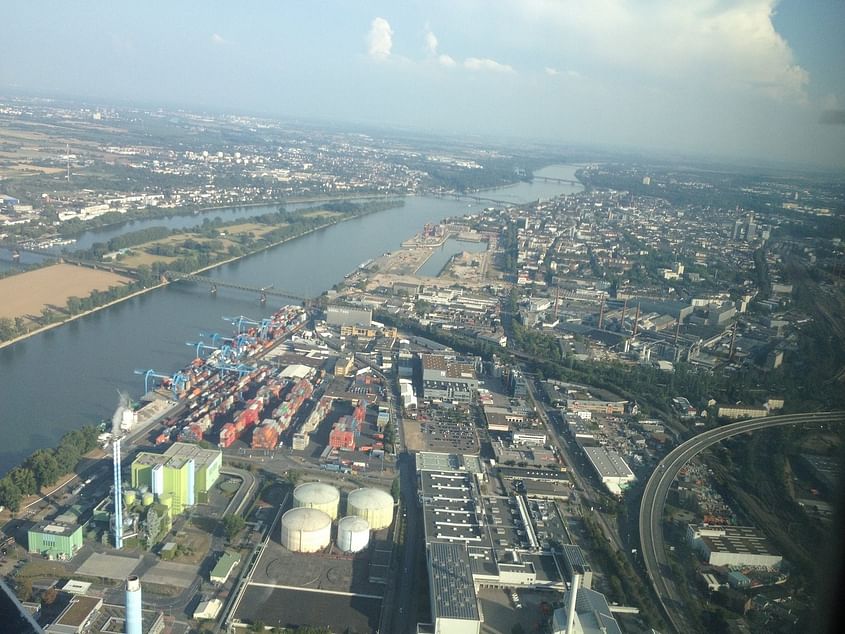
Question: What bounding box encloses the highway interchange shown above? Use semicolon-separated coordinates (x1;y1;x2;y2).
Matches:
639;410;845;633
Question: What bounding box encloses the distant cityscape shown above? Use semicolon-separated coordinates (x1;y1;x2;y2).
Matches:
0;95;843;634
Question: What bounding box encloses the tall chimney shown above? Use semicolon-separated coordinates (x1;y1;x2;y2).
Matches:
598;299;605;329
566;573;581;634
633;303;640;336
621;299;627;331
125;575;142;634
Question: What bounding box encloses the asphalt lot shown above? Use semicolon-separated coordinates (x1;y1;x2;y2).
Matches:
236;585;381;632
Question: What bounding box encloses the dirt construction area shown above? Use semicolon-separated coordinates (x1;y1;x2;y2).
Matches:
0;263;130;319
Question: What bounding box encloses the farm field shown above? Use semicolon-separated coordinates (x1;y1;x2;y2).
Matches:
0;263;130;319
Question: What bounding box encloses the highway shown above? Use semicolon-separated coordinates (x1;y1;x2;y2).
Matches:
639;410;845;633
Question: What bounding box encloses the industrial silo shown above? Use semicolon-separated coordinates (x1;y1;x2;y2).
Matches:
280;508;332;553
337;516;370;553
123;490;137;507
346;488;394;530
293;482;340;519
141;492;154;507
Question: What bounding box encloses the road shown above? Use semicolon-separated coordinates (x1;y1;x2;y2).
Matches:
639;410;845;633
522;374;626;553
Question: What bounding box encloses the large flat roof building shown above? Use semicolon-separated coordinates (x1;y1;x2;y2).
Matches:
326;305;372;327
421;354;480;404
582;447;635;495
427;542;481;634
687;524;782;569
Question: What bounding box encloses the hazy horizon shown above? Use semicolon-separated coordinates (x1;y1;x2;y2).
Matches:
2;0;844;169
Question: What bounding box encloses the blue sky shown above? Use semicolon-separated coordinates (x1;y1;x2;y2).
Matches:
2;1;844;168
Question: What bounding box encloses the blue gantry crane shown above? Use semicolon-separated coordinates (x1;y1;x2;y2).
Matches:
134;368;188;398
215;362;256;377
188;340;238;365
222;315;273;339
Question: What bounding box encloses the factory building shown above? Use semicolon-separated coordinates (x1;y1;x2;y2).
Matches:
687;524;783;569
427;542;481;634
326;305;372;327
28;522;83;560
582;447;635;495
551;586;622;634
421;354;480;404
561;545;593;589
130;442;222;514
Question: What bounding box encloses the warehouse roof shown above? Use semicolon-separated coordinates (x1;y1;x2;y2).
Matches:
429;542;479;622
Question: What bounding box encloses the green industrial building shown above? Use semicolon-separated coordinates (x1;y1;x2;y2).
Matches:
28;522;84;560
131;442;222;515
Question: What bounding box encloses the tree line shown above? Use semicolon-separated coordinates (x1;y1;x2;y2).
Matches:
0;425;101;512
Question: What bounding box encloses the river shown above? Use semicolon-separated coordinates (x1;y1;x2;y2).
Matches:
0;165;582;474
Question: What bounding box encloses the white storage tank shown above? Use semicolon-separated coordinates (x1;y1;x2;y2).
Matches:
347;488;394;530
280;508;332;553
337;516;370;553
293;482;341;520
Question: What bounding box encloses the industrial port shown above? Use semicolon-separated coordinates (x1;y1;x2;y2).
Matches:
0;298;403;633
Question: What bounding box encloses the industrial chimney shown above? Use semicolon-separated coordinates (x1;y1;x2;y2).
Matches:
125;575;142;634
565;573;581;634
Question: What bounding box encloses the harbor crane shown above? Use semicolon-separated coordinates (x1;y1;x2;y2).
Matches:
134;368;188;398
223;315;273;338
187;341;218;359
215;362;256;377
200;331;253;351
188;340;239;365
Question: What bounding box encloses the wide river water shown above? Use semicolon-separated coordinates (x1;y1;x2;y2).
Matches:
0;165;582;474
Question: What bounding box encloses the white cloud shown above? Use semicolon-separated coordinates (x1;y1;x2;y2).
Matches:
425;31;439;56
367;17;393;61
544;67;559;76
464;57;515;73
518;0;808;101
438;54;457;67
210;33;227;46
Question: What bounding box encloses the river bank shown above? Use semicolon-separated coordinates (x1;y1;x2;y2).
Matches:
0;201;400;351
53;192;395;241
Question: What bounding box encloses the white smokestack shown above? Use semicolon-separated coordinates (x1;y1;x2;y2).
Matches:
566;573;581;634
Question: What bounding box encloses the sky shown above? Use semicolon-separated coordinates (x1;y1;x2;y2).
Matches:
2;0;844;169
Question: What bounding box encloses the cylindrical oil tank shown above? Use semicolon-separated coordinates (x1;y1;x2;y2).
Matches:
141;492;154;507
337;516;370;553
346;488;394;530
280;508;332;553
123;490;137;507
293;482;340;520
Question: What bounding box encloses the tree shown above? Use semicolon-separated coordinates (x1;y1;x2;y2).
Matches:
9;467;37;496
0;317;16;341
390;477;401;501
27;449;61;489
222;514;246;541
285;470;301;486
0;477;22;512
